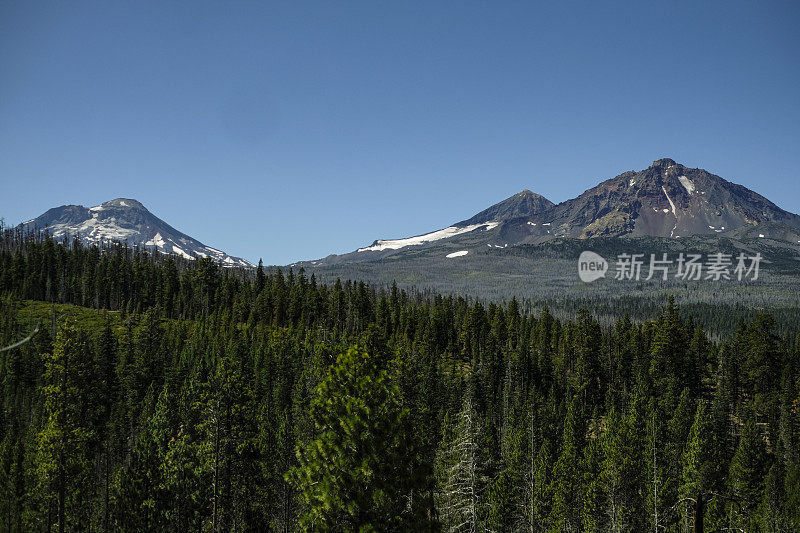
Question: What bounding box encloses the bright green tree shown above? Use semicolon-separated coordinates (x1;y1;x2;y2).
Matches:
287;346;429;531
35;320;99;532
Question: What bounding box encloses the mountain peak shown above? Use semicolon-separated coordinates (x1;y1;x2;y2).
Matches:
456;189;554;226
92;198;146;210
20;198;253;268
518;189;548;198
651;157;677;169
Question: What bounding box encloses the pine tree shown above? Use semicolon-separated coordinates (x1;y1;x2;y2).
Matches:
35;319;98;532
758;450;788;532
581;432;605;531
256;258;266;293
161;375;212;531
729;408;767;524
287;346;428;530
680;399;714;530
549;398;585;531
743;314;781;414
602;405;643;531
110;384;172;530
649;296;690;399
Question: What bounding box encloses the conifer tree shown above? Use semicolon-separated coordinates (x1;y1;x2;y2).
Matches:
35;319;98;532
729;408;767;524
549;398;585;530
679;399;715;530
287;346;428;530
602;404;644;531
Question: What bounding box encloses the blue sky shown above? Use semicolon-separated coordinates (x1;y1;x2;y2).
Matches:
1;1;798;265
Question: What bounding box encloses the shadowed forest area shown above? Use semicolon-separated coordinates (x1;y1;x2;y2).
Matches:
1;233;799;531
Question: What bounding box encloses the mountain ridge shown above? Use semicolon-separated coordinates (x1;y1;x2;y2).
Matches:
304;158;800;266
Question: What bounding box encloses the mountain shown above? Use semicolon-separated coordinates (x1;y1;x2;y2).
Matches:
455;189;554;226
343;189;554;260
20;198;254;268
307;158;800;266
297;158;800;325
514;158;800;242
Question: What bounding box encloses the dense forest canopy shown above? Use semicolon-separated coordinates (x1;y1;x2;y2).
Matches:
0;232;799;531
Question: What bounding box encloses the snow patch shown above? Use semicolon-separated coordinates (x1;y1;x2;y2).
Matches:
357;222;499;252
661;186;677;216
47;216;133;242
446;250;469;258
144;232;166;248
661;186;678;238
758;234;765;238
678;175;695;194
171;244;193;260
629;179;636;187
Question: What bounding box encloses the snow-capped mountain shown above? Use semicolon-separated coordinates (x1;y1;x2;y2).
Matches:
302;158;800;266
20;198;254;268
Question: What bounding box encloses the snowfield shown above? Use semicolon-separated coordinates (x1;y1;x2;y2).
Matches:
357;222;499;252
445;250;469;258
678;175;696;194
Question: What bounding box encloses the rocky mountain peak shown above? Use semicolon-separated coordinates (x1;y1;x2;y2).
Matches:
517;189;551;200
651;157;677;169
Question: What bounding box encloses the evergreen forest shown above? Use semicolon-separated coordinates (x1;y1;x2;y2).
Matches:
1;232;799;531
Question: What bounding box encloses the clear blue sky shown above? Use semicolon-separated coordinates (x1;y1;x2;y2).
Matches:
2;1;798;265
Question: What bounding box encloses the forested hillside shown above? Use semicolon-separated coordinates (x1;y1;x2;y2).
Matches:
303;234;800;338
1;233;799;531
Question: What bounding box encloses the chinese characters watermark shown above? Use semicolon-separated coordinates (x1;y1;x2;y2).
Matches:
578;251;762;283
